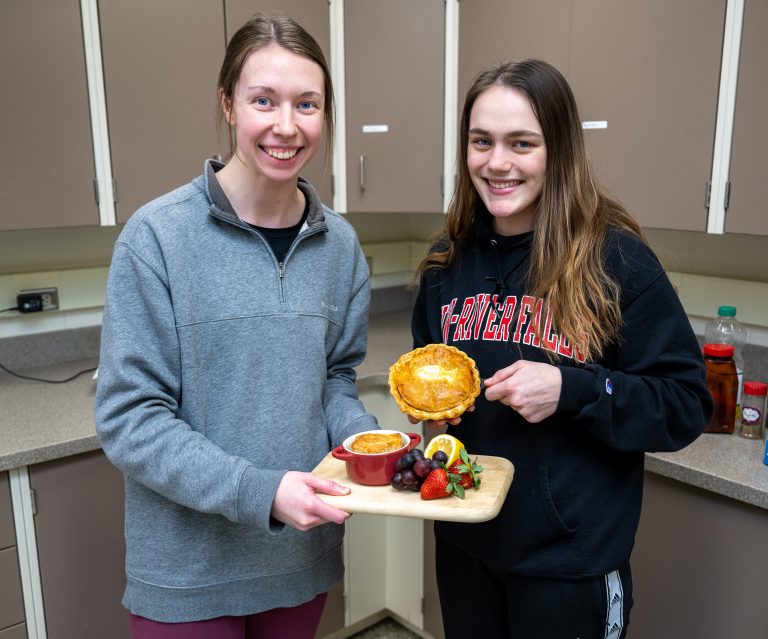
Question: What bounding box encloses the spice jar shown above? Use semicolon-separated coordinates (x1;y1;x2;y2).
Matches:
703;343;738;434
739;381;767;439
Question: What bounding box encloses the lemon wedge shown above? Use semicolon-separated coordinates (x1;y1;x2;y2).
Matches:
424;434;464;467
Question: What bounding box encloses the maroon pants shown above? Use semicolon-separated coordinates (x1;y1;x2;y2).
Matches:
129;592;328;639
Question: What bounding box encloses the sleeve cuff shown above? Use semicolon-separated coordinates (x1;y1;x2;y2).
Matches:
557;365;599;415
236;465;287;534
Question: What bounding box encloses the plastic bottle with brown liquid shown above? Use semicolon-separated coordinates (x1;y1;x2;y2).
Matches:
703;343;738;434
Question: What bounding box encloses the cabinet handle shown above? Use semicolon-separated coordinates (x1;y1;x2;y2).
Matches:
359;155;366;192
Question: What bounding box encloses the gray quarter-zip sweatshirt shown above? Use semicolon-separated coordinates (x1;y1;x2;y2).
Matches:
95;160;378;622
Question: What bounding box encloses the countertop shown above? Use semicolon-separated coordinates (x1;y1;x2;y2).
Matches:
2;310;768;510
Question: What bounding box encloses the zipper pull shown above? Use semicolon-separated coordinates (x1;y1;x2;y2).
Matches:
278;262;285;278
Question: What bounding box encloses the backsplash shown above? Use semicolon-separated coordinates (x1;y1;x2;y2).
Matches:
745;344;768;384
369;285;416;316
0;287;416;372
0;325;100;370
2;291;765;387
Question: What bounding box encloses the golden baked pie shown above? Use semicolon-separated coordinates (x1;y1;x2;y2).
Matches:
349;432;405;454
389;344;481;421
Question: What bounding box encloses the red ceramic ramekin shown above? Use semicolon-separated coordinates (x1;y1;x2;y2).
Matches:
331;430;421;486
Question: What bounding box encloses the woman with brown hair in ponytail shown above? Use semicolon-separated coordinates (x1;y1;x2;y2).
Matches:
96;14;377;638
409;59;712;638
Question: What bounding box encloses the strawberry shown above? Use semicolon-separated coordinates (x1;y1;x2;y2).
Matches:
447;448;483;490
420;469;454;500
448;461;474;489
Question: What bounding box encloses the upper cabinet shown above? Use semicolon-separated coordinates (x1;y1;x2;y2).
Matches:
569;0;725;232
458;0;725;233
225;0;334;206
0;1;765;235
458;0;572;99
101;0;334;220
99;0;226;223
0;0;99;231
724;0;768;236
343;0;445;213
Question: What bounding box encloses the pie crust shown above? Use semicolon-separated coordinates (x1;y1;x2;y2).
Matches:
389;344;481;421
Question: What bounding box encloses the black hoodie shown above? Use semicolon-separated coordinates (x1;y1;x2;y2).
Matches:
412;213;712;578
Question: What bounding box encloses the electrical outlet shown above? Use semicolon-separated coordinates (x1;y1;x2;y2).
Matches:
19;287;59;311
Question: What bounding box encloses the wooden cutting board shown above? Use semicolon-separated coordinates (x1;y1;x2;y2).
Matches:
312;453;514;523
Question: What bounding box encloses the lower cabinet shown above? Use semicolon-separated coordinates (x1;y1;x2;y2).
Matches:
631;472;768;638
0;472;25;636
0;626;27;639
0;548;25;634
28;451;128;638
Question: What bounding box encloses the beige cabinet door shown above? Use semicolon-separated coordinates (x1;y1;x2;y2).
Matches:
0;0;98;230
0;473;15;550
569;0;725;231
458;0;573;101
724;0;768;236
224;1;334;207
345;0;444;213
0;473;25;633
99;0;226;223
30;451;128;639
0;548;25;632
632;472;768;637
0;625;27;639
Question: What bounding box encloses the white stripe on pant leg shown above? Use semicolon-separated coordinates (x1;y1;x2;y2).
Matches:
604;569;624;638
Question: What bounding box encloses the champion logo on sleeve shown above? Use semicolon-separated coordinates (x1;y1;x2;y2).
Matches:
605;378;613;395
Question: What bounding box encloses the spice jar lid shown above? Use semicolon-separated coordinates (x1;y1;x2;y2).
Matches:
703;343;734;357
743;381;767;396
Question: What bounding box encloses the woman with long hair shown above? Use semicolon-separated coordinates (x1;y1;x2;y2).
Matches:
411;59;712;638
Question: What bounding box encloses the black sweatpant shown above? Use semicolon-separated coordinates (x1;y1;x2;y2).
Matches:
434;533;632;639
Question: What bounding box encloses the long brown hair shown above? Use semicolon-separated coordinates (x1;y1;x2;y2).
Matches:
417;59;647;361
217;14;335;169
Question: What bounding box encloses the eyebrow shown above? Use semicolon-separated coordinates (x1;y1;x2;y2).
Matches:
245;85;323;99
469;127;543;140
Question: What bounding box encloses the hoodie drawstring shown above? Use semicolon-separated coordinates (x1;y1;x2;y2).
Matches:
484;239;529;316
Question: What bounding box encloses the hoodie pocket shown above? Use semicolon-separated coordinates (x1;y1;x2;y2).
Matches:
437;461;581;576
490;460;579;573
516;460;576;537
437;459;580;574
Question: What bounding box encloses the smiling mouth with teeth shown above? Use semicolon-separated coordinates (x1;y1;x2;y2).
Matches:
264;147;299;160
487;179;524;189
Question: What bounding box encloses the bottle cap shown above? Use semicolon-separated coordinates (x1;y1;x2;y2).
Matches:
717;305;737;317
703;343;734;357
743;381;767;396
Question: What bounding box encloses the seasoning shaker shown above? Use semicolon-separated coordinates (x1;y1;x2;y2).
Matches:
739;381;767;439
